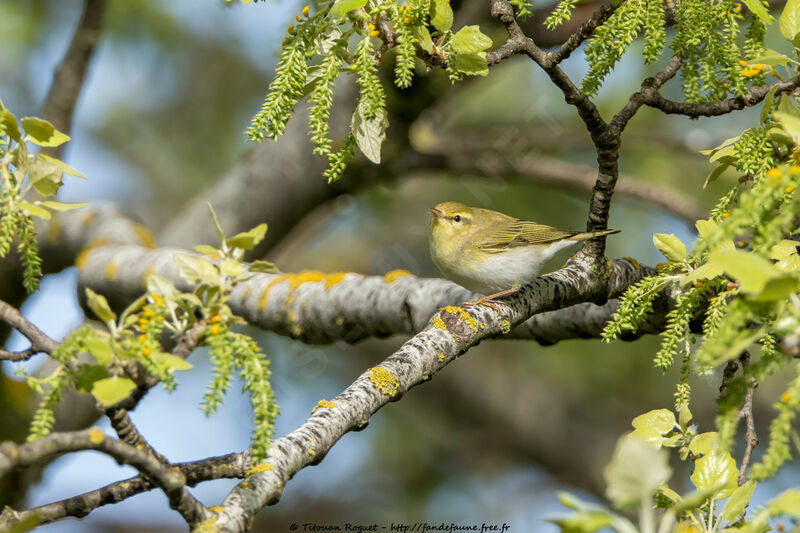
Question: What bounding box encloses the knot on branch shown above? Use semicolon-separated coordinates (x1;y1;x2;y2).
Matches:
490;0;516;24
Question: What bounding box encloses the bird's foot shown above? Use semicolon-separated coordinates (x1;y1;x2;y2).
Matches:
460;287;520;311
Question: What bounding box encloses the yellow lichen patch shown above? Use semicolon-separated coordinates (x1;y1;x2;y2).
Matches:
141;265;155;288
242;286;251;301
312;399;337;413
238;481;254;490
88;427;105;444
335;316;345;326
368;366;399;397
623;256;641;269
75;237;110;269
442;306;478;332
384;269;411;283
323;271;349;289
132;223;156;248
307;447;316;457
258;286;271;311
194;518;219;533
80;210;97;228
208;506;224;513
432;316;447;330
104;261;117;280
500;319;512;334
246;462;274;476
438;352;446;362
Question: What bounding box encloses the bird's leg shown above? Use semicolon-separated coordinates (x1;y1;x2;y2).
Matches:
461;286;520;311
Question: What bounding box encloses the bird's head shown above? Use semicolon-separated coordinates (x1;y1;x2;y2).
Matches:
429;202;476;251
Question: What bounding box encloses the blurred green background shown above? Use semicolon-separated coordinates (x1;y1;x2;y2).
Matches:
1;1;797;531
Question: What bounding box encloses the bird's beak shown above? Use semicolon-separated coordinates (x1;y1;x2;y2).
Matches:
429;207;444;219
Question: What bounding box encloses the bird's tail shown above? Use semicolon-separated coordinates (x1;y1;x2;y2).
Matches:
568;229;620;241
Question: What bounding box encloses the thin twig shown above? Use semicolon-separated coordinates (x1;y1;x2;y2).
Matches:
548;3;617;65
41;0;107;158
7;452;248;525
0;298;59;357
737;353;758;487
0;429;209;526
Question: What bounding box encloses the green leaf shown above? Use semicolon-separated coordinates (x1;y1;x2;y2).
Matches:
688;432;720;457
430;0;453;32
761;84;779;124
194;244;219;255
707;250;784;295
632;409;676;434
0;109;21;141
721;480;756;520
653;233;686;262
754;275;799;302
549;513;614;533
85;288;117;324
749;51;791;67
413;25;434;53
314;26;342;55
150;352;193;371
74;364;110;392
220;257;244;277
630;409;676;448
85;335;114;365
774;110;800;142
680;262;725;288
743;0;774;23
27;157;64;197
207;202;225;243
454;52;489;77
766;489;800;517
21;117;70;147
451;25;493;54
31;178;61;197
604;434;671;510
780;0;800;39
91;376;137;408
690;450;738;500
38;201;87;212
226;223;268;250
174;253;219;285
330;0;366;16
18;200;51;220
352;101;388;164
771;240;800;271
249;260;280;273
678;405;693;429
703;161;732;188
37;153;85;178
146;274;178;300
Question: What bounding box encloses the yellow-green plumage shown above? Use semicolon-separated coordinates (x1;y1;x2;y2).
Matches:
428;201;618;294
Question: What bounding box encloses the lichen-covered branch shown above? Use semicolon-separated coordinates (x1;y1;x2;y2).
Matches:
75;243;659;346
211;252;647;531
0;429;209;527
9;452;248;525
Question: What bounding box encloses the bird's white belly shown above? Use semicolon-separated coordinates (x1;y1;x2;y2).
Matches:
445;241;578;294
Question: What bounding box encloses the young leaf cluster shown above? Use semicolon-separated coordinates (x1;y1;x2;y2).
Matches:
605;86;800;483
21;205;281;460
245;1;493;182
553;408;800;533
0;99;86;292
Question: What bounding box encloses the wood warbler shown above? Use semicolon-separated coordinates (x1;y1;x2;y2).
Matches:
429;201;619;302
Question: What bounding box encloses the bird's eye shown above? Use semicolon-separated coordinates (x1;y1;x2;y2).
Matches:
453;215;461;222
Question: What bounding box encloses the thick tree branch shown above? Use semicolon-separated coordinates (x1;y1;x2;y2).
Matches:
75;244;659;346
211;253;647;531
40;0;107;158
0;429;209;527
8;452;248;525
611;56;684;133
0;298;59;359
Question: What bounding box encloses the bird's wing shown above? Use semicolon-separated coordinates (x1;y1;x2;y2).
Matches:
476;220;575;252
